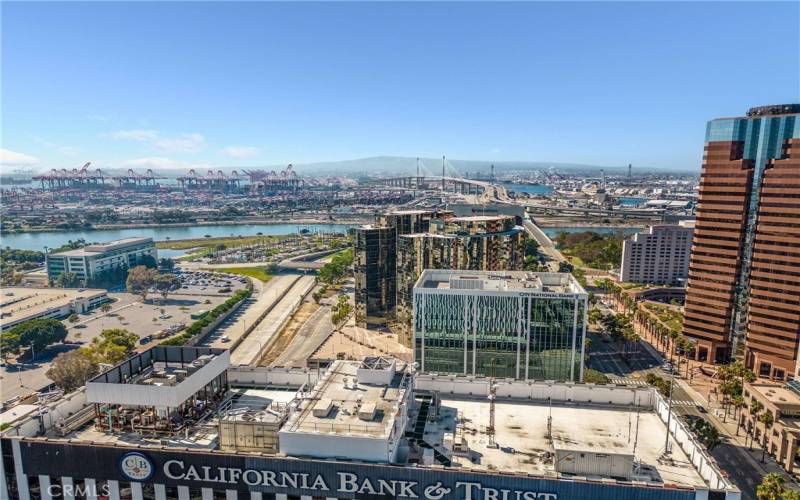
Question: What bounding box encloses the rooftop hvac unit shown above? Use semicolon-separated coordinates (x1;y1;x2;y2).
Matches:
313;399;334;418
358;402;377;421
449;276;483;290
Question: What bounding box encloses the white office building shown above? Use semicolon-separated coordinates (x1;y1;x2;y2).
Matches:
620;221;694;285
45;237;157;282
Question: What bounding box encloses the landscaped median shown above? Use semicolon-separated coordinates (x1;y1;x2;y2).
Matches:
161;287;252;346
209;266;273;282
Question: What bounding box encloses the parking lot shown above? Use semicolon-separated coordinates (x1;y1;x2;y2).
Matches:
0;270;249;403
65;291;227;346
169;269;248;297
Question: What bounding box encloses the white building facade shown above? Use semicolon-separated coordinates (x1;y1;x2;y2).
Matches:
620;221;694;285
46;237;157;282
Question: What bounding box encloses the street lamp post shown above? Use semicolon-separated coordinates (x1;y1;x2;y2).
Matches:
662;366;676;457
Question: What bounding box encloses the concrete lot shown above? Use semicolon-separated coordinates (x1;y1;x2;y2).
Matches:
0;286;230;404
65;292;227;345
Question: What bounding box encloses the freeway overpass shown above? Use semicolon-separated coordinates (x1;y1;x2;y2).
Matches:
276;248;343;271
366;176;511;203
522;218;566;267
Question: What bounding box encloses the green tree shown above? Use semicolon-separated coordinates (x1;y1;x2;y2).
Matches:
524;238;540;258
84;329;138;364
318;248;354;285
158;258;175;271
749;400;765;450
55;271;81;288
100;302;112;314
760;410;775;463
139;254;158;268
331;294;352;327
7;318;68;354
68;313;79;323
155;274;181;302
757;473;786;500
582;369;609;384
731;395;745;435
0;331;21;362
588;308;604;324
784;490;800;500
126;265;159;302
46;350;99;393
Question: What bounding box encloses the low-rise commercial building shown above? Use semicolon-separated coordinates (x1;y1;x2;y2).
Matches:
620;221;694;285
740;381;800;473
413;270;587;381
0;348;738;500
45;237;157;284
0;286;108;331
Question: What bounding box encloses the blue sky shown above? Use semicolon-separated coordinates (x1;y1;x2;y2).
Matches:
2;1;798;173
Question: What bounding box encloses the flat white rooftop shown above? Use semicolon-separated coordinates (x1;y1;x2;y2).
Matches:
427;397;706;488
416;270;585;295
0;287;107;327
281;359;410;438
52;237;153;256
222;388;297;424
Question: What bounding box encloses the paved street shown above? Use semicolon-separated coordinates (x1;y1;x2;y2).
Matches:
201;274;299;349
229;275;315;365
270;302;334;367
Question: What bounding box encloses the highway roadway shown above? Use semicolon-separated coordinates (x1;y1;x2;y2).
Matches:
230;275;316;366
270;303;335;367
201;274;300;349
522;219;566;269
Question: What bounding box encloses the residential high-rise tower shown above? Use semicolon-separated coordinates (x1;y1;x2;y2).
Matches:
620;221;694;285
353;210;448;328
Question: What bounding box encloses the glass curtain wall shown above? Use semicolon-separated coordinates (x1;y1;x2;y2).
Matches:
415;293;585;381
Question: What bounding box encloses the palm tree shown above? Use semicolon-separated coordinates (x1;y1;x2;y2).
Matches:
668;331;679;363
749;400;764;450
731;395;745;436
759;410;775;463
683;339;696;378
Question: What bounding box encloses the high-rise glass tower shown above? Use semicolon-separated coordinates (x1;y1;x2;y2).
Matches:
682;104;800;379
354;210;449;327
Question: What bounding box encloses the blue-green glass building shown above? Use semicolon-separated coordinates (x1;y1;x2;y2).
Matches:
413;270;588;381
